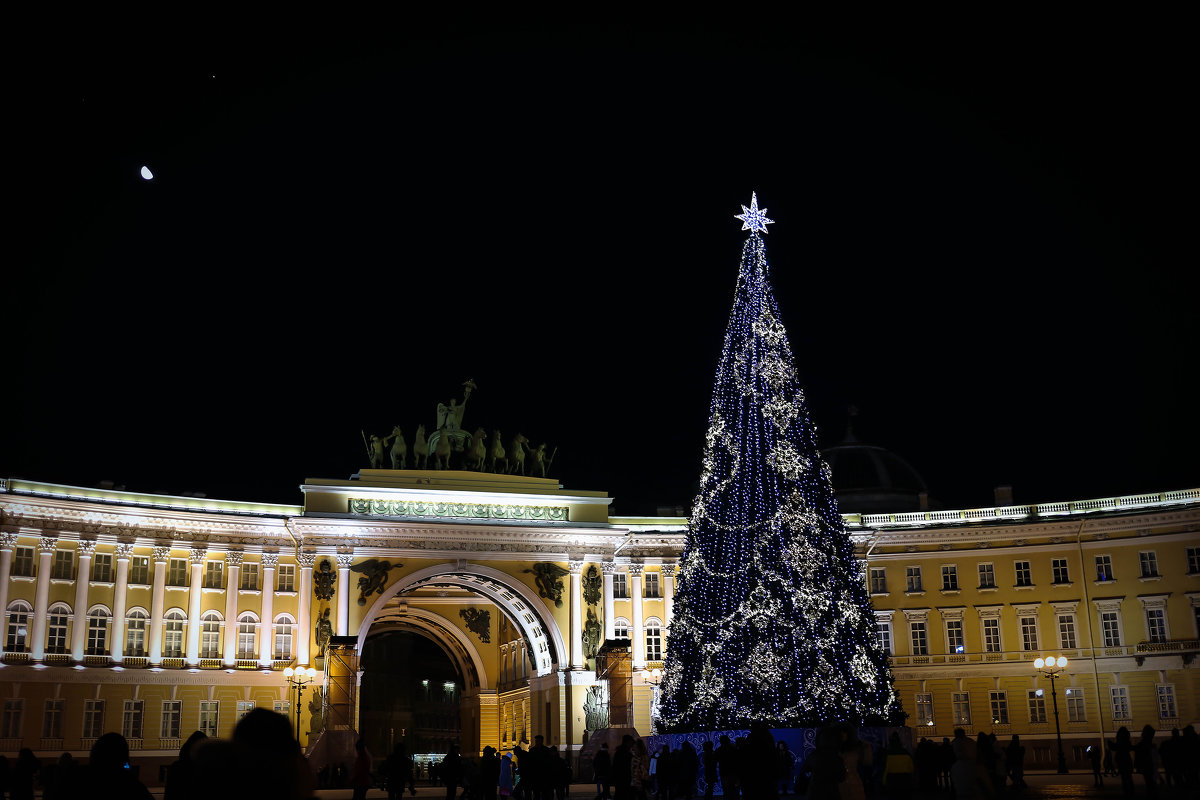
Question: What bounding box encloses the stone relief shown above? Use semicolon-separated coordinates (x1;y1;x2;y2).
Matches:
349;558;396;606
584;684;610;732
315;608;333;658
582;565;602;605
313;559;336;601
583;607;602;660
459;607;491;643
524;563;570;607
308;687;325;735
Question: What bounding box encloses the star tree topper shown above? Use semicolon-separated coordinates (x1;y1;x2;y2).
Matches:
735;191;775;234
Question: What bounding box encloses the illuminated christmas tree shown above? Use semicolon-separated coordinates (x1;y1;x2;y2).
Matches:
656;194;900;731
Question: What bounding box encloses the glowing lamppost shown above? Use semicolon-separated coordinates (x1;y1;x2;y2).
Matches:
1033;655;1069;774
283;666;318;742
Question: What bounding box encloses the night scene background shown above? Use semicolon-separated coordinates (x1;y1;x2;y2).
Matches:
6;20;1196;515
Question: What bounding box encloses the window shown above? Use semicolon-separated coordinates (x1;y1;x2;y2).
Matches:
1145;608;1167;643
952;692;971;725
42;698;64;738
1019;616;1039;651
47;603;70;653
978;563;996;588
1155;685;1177;719
946;620;965;653
644;573;660;598
277;564;296;592
613;574;628;598
910;622;928;656
645;620;663;661
87;608;110;654
205;561;224;589
875;617;893;654
1110;686;1130;720
906;566;923;592
941;565;958;591
122;700;144;739
237;613;257;658
1187;547;1200;575
129;556;149;585
164;610;186;658
1;699;23;738
983;618;1002;652
92;553;113;582
915;693;934;726
199;701;219;738
989;691;1009;724
13;546;34;577
241;563;259;591
1052;558;1070;584
1014;561;1032;587
5;601;31;651
1095;555;1114;582
236;701;255;723
1101;611;1122;647
201;612;222;658
273;701;291;717
161;701;182;739
274;615;295;660
870;568;887;594
52;550;74;580
1057;614;1078;649
125;609;148;657
1065;687;1086;722
1139;551;1159;578
83;700;105;738
168;558;188;587
1028;690;1047;723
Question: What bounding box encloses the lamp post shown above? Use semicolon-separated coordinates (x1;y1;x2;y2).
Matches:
283;665;318;743
646;668;663;734
1033;655;1069;774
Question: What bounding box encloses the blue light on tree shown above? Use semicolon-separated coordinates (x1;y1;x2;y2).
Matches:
655;194;901;731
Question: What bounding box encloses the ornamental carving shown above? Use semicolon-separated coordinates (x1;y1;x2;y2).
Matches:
225;551;245;567
348;497;569;523
583;607;602;659
261;553;280;569
349;559;397;606
459;608;491;643
524;563;570;607
313;560;336;601
582;565;602;606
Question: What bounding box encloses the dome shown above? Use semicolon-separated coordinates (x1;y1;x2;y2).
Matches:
821;436;930;514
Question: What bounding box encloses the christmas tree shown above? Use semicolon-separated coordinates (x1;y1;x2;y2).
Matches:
656;194;900;731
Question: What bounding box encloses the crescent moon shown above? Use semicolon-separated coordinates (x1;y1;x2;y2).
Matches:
140;166;154;180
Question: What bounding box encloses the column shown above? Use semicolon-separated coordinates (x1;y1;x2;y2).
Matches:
568;561;584;670
148;545;170;664
0;534;17;658
31;536;57;661
629;563;645;670
601;561;616;642
224;551;243;665
661;563;676;630
185;547;206;665
71;540;96;662
336;554;353;637
297;553;315;665
259;553;278;665
111;544;133;662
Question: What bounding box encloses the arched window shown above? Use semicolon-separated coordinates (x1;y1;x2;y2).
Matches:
47;602;72;654
125;608;149;656
613;617;631;640
645;617;663;661
163;609;187;658
237;613;258;659
273;613;295;660
5;600;33;652
86;605;111;655
200;611;223;659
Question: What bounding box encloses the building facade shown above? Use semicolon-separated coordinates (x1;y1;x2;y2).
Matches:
0;472;1196;778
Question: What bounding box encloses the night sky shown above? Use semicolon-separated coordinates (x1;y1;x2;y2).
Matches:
7;22;1196;515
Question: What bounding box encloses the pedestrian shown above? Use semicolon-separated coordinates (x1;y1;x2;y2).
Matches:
882;732;915;800
1133;725;1159;800
1086;743;1103;787
480;745;501;800
949;732;986;800
1113;726;1135;798
633;739;651;799
351;739;374;800
1181;725;1199;790
79;733;154;800
163;730;207;800
10;748;39;800
1103;741;1115;777
839;727;867;800
441;744;464;800
677;741;700;800
938;738;955;792
715;735;739;800
701;740;718;800
777;740;794;796
613;735;635;800
500;752;516;798
594;741;613;799
804;726;847;800
1004;735;1025;791
1159;729;1182;788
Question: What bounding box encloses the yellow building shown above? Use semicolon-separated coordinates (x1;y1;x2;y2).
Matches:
1;470;1196;781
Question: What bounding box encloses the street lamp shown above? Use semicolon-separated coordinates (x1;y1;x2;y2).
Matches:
1033;655;1069;774
283;666;318;742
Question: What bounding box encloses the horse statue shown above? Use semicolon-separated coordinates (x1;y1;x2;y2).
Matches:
412;425;429;469
529;443;557;478
488;430;507;474
384;426;407;469
508;433;529;476
433;426;453;470
465;427;488;471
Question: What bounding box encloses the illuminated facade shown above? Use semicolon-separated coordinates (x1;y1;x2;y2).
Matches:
0;473;1196;777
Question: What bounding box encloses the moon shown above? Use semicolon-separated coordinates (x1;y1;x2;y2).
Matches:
140;166;154;180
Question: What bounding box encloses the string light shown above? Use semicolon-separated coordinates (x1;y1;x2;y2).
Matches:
656;195;901;732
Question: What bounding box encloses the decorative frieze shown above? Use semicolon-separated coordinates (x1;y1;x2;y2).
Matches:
348;498;568;523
